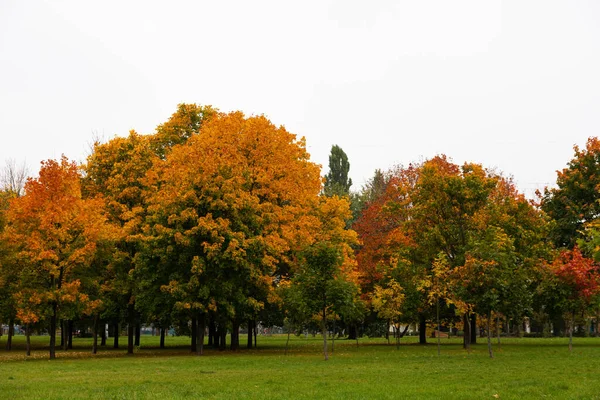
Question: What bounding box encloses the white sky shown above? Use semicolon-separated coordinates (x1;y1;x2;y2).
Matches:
1;1;599;198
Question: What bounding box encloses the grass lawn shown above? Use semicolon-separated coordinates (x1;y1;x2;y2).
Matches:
0;333;599;399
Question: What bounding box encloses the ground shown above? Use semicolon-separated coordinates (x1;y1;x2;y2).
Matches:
0;334;598;399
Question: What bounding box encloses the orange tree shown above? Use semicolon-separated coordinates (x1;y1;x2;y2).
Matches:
4;156;113;359
142;111;325;351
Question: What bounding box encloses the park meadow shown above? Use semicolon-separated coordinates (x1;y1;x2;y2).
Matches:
1;333;599;399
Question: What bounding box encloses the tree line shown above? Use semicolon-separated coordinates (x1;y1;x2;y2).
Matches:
1;104;599;360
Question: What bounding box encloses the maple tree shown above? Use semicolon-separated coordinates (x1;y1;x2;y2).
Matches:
541;137;600;249
143;110;325;352
544;247;600;351
4;156;113;359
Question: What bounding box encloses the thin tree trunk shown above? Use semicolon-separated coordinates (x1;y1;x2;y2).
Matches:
219;326;226;351
198;313;205;356
92;314;99;354
496;313;501;346
5;319;14;351
487;311;493;358
230;318;240;351
463;313;471;353
67;320;73;350
49;303;57;359
191;315;197;353
253;320;257;348
419;314;427;345
100;322;106;347
62;320;68;351
208;318;215;347
127;303;134;354
569;311;574;353
60;319;65;348
322;307;328;361
247;318;253;349
395;325;400;350
386;320;390;345
285;330;291;356
332;315;336;353
437;295;441;356
470;313;477;344
113;322;119;349
25;324;31;356
135;323;141;347
160;327;166;349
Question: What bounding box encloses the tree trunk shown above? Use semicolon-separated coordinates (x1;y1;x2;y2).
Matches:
25;324;31;356
208;319;216;347
285;330;291;356
463;313;471;352
191;315;197;353
219;326;227;351
230;318;240;351
62;320;68;351
569;311;574;353
254;320;257;348
135;323;141;347
5;319;14;351
347;323;357;340
386;320;390;345
127;302;135;354
496;313;501;346
160;327;166;349
487;311;493;358
470;314;477;344
100;322;106;347
67;320;73;350
113;322;119;349
332;315;336;353
419;314;427;345
49;303;57;359
92;314;99;354
247;319;253;349
197;313;205;356
322;307;328;361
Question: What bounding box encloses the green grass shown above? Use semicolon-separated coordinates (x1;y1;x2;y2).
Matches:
1;334;599;399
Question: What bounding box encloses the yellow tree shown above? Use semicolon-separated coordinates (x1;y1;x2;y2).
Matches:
144;110;324;351
4;156;112;359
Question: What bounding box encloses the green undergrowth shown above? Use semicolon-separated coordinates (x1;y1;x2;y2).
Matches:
0;335;599;399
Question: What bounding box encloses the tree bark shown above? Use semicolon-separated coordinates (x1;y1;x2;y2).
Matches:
5;319;14;351
487;311;493;358
285;331;291;356
569;311;574;353
113;322;119;349
25;324;31;356
160;327;166;349
100;322;106;347
191;315;198;353
419;314;427;345
197;313;205;356
208;318;216;347
219;326;226;351
92;314;99;354
135;323;141;347
254;321;257;348
127;303;134;354
67;320;73;350
463;313;471;352
49;303;57;359
230;318;240;351
470;313;477;344
322;307;328;361
247;319;253;349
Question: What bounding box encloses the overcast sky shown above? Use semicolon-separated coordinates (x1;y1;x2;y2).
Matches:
1;1;599;197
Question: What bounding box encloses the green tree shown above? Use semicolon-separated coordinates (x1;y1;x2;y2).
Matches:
541;137;600;249
324;145;352;197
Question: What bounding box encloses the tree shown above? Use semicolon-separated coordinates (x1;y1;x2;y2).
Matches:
547;247;600;351
324;145;352;197
541;137;600;249
143;111;324;353
4;156;113;359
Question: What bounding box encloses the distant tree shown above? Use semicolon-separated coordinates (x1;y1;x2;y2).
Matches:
324;145;352;197
541;137;600;249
